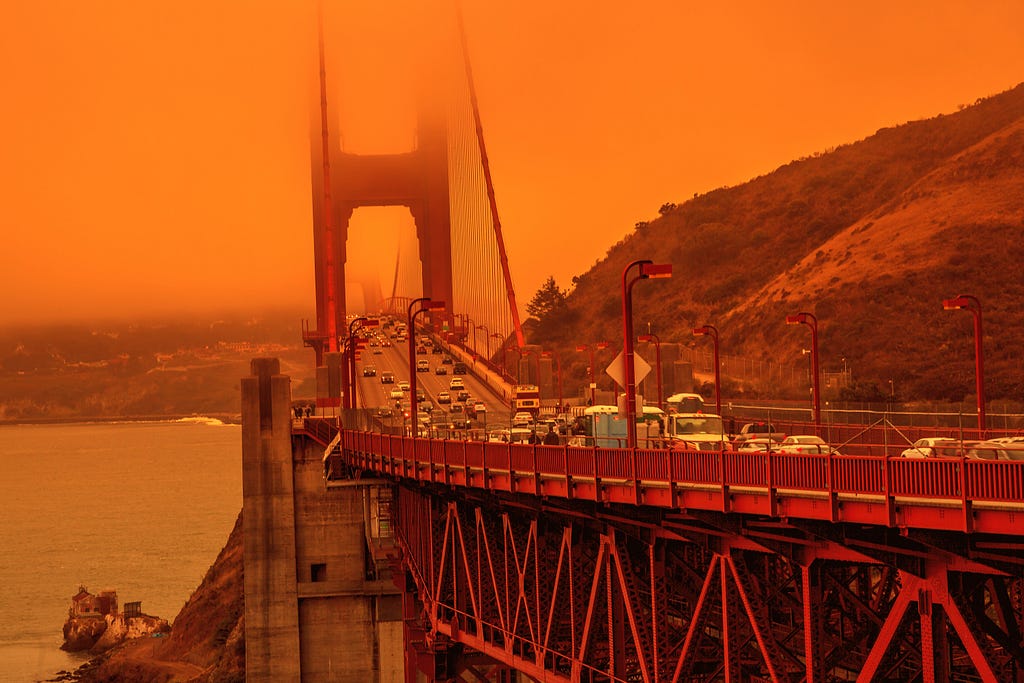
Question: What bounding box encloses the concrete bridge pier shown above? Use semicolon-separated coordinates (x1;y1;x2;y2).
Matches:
242;358;404;682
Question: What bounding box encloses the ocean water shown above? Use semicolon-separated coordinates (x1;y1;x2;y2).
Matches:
0;420;242;683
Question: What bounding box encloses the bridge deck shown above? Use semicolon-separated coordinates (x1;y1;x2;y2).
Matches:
330;427;1023;536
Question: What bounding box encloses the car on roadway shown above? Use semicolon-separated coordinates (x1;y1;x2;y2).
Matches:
488;428;532;444
416;359;429;372
389;388;404;400
362;365;377;377
777;435;840;455
380;371;395;384
431;345;442;354
734;438;776;452
416;346;427;355
512;411;534;427
449;377;465;391
416;388;426;402
435;365;447;375
900;438;966;458
456;390;470;403
373;347;383;355
437;391;452;404
468;401;487;419
449;403;470;428
965;441;1024;461
441;356;453;365
398;380;410;392
376;406;394;418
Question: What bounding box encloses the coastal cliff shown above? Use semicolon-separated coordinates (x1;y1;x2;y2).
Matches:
72;513;245;682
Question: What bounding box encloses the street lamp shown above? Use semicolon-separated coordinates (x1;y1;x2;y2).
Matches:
408;297;446;432
344;316;378;410
786;312;820;428
622;260;673;448
575;341;610;405
636;333;662;410
943;294;985;432
541;351;563;412
692;324;720;417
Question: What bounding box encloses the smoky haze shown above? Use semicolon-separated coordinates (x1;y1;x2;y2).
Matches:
1;1;1022;324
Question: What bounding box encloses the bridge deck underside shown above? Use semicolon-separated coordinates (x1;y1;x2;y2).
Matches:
322;428;1024;682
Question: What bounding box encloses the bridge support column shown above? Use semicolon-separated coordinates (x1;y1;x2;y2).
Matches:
242;358;301;682
244;359;405;682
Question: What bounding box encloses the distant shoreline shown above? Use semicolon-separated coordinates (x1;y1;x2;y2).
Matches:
0;413;243;427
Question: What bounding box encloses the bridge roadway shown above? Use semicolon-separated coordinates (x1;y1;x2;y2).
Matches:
303;415;1024;683
351;329;517;433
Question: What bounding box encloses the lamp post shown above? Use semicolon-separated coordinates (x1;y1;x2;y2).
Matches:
786;312;820;428
408;297;446;432
692;324;720;417
575;341;610;405
542;351;563;412
622;260;673;448
943;294;985;432
344;316;378;410
636;333;662;410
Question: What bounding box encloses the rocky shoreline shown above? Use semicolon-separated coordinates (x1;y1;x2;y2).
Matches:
54;513;245;682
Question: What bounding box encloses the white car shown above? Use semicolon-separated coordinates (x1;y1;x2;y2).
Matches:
449;377;465;390
389;388;404;400
900;438;964;458
512;412;534;427
777;435;840;455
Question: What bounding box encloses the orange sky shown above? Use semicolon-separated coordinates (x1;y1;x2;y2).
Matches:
1;1;1022;325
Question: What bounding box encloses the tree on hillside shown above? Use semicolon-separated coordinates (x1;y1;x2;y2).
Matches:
526;277;570;338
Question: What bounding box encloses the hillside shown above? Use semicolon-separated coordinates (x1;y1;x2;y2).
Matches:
538;83;1024;402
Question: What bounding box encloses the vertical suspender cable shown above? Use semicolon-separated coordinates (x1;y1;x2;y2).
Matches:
455;1;525;349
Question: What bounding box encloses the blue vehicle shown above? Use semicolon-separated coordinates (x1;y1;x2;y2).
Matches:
570;405;665;448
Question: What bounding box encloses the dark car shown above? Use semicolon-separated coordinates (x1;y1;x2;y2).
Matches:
435;365;447;375
432;346;442;354
441;356;453;365
362;365;377;377
380;371;395;384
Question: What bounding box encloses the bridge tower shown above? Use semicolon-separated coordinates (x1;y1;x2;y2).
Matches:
306;10;453;368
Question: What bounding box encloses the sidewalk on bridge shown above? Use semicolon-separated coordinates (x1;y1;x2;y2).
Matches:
438;337;513;405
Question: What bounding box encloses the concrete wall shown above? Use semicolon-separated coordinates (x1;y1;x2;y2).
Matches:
243;358;404;682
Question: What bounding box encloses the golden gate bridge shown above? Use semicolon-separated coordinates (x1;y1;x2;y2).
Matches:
239;3;1024;682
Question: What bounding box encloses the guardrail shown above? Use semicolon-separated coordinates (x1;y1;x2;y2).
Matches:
332;428;1024;536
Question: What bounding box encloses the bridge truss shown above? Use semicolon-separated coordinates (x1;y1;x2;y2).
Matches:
324;428;1024;682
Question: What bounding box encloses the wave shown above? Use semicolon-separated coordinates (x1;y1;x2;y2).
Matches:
173;416;230;427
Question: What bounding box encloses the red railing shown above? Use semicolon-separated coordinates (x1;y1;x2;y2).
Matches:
334;429;1024;535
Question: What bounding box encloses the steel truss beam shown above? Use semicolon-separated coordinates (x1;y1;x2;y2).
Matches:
387;483;1024;683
